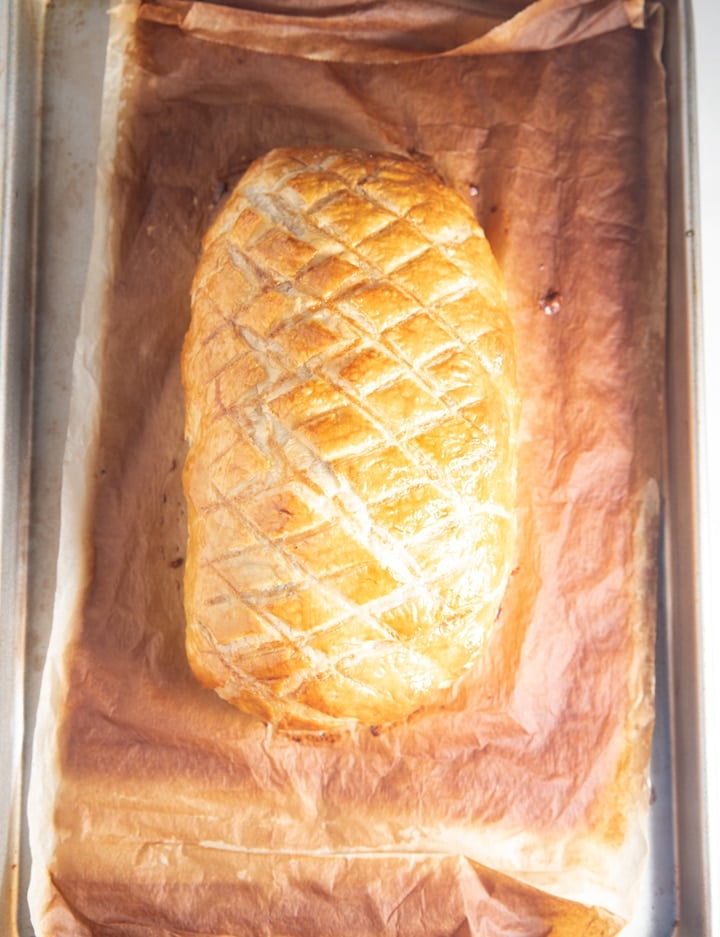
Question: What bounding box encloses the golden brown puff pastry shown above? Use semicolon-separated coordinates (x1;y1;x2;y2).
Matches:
181;147;519;730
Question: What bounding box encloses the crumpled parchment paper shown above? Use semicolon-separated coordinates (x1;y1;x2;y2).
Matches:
27;1;667;934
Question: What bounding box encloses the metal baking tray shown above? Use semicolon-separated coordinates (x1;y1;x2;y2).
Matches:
0;0;711;934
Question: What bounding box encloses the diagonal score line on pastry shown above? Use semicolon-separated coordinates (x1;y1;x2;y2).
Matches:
182;147;519;730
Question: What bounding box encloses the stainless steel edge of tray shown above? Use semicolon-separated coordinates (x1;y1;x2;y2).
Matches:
0;1;712;934
663;1;715;933
1;0;43;934
1;1;111;934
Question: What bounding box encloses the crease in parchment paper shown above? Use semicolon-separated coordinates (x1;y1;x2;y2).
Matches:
27;0;665;934
137;0;645;62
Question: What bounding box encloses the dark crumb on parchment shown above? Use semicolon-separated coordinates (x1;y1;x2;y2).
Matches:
540;289;562;316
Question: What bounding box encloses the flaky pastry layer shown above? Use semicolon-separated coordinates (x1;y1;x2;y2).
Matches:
182;147;519;729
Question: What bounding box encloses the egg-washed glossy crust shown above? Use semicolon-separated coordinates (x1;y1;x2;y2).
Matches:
182;147;519;730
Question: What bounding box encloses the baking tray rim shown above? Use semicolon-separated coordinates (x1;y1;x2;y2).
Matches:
0;0;712;934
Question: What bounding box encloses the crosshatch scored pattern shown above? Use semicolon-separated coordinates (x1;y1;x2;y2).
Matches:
182;148;520;729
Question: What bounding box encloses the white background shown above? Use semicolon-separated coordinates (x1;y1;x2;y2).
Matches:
691;0;719;931
4;1;718;934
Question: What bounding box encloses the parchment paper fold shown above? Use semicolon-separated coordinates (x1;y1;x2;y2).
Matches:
28;1;667;934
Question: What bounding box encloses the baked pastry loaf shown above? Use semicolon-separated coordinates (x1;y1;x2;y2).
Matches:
182;147;519;730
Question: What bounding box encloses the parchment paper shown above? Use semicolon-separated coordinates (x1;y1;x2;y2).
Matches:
28;1;667;934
